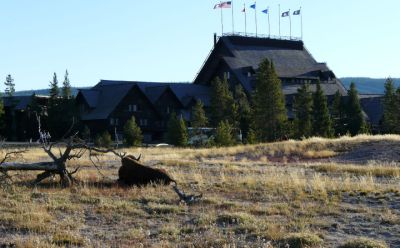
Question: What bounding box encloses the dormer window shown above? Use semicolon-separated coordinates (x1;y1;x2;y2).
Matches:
128;104;138;112
140;119;148;126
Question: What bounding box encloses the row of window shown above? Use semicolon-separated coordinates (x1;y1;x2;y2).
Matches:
128;104;173;115
110;118;148;127
225;71;252;79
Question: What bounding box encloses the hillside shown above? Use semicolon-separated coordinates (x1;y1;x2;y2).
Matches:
340;77;400;94
11;87;89;97
6;78;399;97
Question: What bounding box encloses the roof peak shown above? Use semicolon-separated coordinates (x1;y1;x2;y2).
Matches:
219;33;304;50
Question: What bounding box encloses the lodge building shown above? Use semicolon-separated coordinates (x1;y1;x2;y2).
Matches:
2;34;383;142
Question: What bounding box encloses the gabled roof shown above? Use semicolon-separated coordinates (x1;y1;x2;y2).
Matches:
79;89;99;108
359;95;384;126
81;82;134;120
79;80;211;121
194;35;347;96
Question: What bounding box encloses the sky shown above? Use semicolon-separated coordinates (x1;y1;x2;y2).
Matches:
0;0;399;91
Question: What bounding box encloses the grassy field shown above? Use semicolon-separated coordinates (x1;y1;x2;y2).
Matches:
0;135;399;247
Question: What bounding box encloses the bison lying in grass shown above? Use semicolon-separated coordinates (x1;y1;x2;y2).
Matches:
118;155;176;186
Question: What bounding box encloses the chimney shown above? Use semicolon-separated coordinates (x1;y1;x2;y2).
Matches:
213;33;217;47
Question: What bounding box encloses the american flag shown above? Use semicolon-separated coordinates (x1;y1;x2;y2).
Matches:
214;1;232;9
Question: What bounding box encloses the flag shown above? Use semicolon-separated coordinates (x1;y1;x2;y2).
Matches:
293;9;301;15
242;7;246;12
250;3;256;9
214;1;232;9
281;11;289;17
262;8;269;14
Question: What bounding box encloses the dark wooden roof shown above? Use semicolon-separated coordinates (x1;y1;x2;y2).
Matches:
2;95;49;110
79;80;210;121
194;35;347;96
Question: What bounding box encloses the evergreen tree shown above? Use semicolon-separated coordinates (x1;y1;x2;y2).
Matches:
252;59;287;141
49;73;60;103
209;76;237;127
82;125;91;141
214;120;235;146
345;82;367;135
331;90;346;136
0;94;4;136
312;81;333;137
191;100;208;131
166;112;188;146
293;83;313;138
382;78;398;133
234;84;251;140
95;131;112;148
245;128;257;144
62;70;72;99
123;116;143;146
4;74;15;97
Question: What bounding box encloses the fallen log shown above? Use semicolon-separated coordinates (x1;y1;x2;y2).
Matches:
0;162;58;171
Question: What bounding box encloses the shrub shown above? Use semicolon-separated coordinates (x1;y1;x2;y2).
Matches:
166;112;188;146
282;232;323;248
123;116;143;147
214;120;235;147
338;237;388;248
94;131;112;148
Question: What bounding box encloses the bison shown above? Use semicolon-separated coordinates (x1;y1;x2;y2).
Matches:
118;154;176;186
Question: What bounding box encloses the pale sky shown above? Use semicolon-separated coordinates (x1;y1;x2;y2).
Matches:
1;0;399;91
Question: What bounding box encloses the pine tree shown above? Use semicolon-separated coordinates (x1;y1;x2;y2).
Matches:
252;59;287;141
191;100;208;131
245;128;257;144
95;131;112;148
123;116;143;146
293;83;313;138
49;73;60;103
234;84;251;139
214;120;235;146
382;78;398;133
331;90;346;136
209;76;237;127
4;74;15;97
0;94;4;135
62;70;72;99
166;112;188;146
345;82;367;136
312;81;333;137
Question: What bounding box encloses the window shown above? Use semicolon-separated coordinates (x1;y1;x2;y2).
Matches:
128;104;138;112
166;106;170;114
110;118;114;125
247;72;252;78
115;118;119;126
140;119;148;126
226;71;231;79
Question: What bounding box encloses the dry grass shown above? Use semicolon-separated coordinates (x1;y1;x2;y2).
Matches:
0;134;399;246
311;163;400;177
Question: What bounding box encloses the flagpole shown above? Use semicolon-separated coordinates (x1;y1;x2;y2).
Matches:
289;9;292;39
255;1;258;37
220;1;224;35
278;4;281;38
244;4;247;35
268;7;270;37
300;7;303;40
232;0;234;33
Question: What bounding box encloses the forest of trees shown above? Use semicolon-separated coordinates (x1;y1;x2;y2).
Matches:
0;59;392;147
